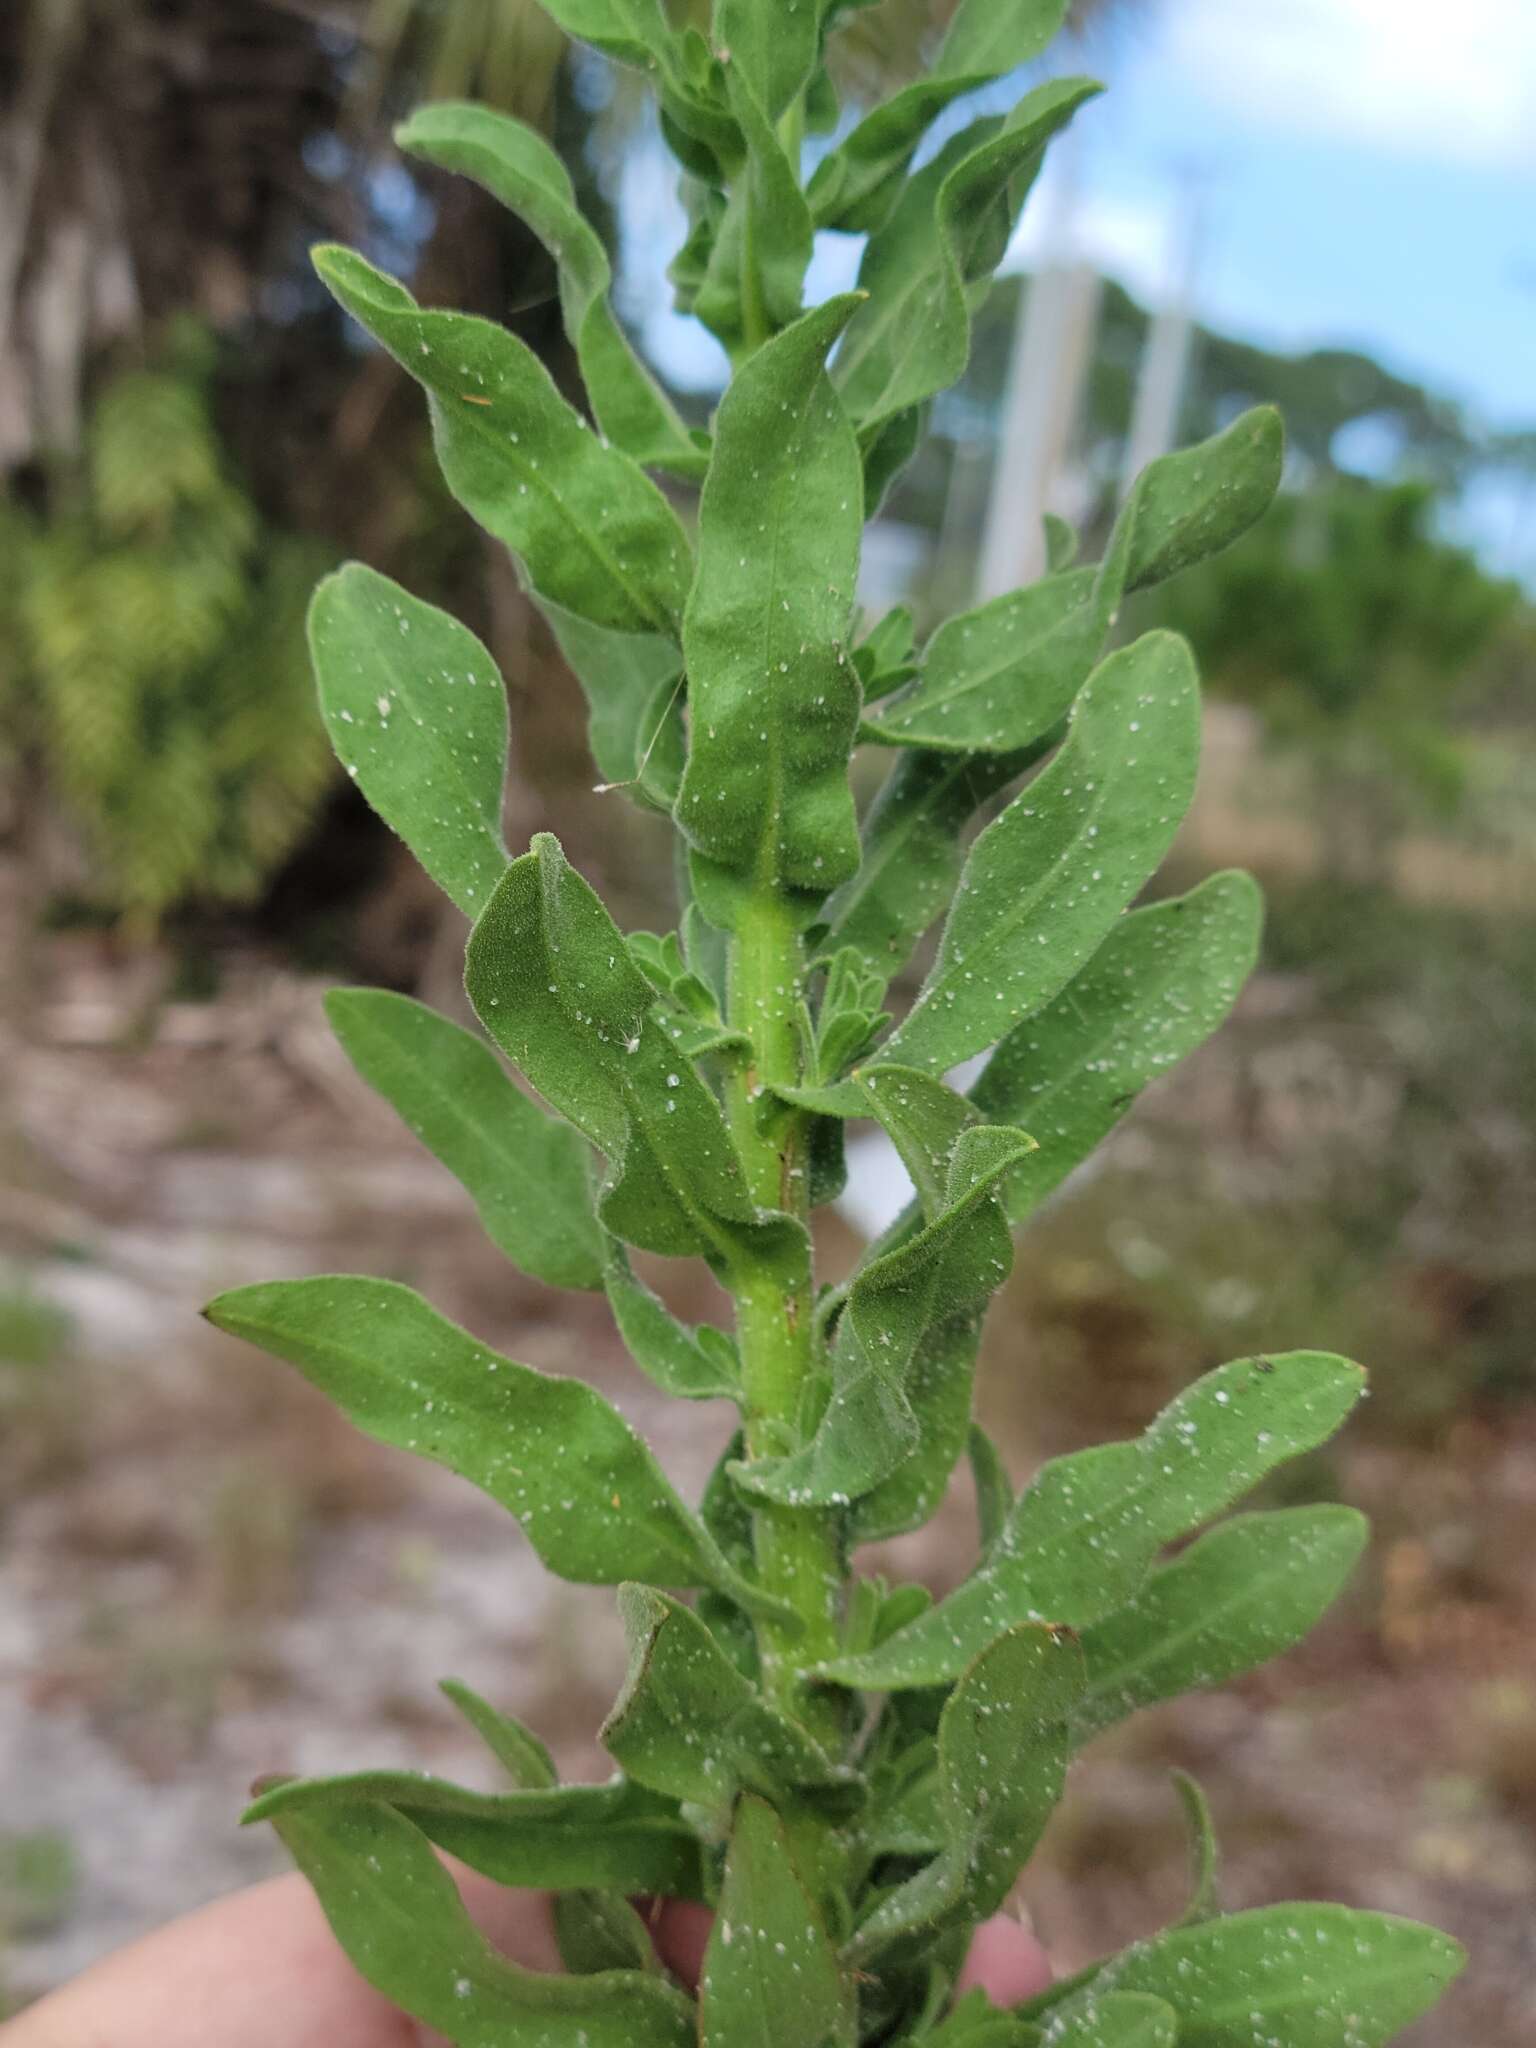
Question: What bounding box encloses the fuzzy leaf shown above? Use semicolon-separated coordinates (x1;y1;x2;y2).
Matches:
1172;1770;1221;1925
395;104;705;478
326;989;604;1291
734;1126;1029;1505
847;1624;1083;1964
464;835;767;1257
605;1248;740;1401
1073;1506;1368;1742
821;1351;1366;1688
313;246;691;636
602;1585;844;1808
438;1680;556;1787
808;0;1067;233
972;870;1263;1226
779;1064;981;1223
861;568;1107;753
247;1770;706;1898
555;1891;663;1976
533;0;676;70
541;601;685;811
968;1424;1013;1553
677;297;864;893
1038;1995;1177;2046
1032;1905;1463;2047
882;632;1202;1075
851;1312;986;1543
714;0;820;120
818;746;1034;980
835;82;1100;441
309;565;508;917
693;67;813;356
853;604;919;699
265;1798;695;2044
1121;407;1285;594
699;1795;855;2048
203;1276;773;1606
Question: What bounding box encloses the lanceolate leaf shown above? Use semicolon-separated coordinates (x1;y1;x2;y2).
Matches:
820;1352;1366;1688
395;104;705;478
533;0;677;71
735;1126;1029;1506
846;1625;1083;1964
778;1064;981;1223
203;1276;773;1607
677;297;865;893
602;1586;844;1808
818;746;1034;981
313;246;691;636
808;0;1069;233
1033;1905;1464;2047
605;1248;741;1401
882;632;1202;1076
699;1795;855;2048
464;835;765;1257
1038;1996;1177;2046
325;989;604;1291
540;601;685;813
971;870;1263;1227
861;568;1106;753
249;1770;705;1897
851;1312;986;1543
438;1680;556;1787
1121;407;1285;593
713;0;820;121
835;82;1101;441
1073;1506;1368;1742
692;67;815;357
265;1799;696;2045
309;565;508;917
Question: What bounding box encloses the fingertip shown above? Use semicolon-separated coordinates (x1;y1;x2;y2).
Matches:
956;1911;1054;2005
648;1898;713;1989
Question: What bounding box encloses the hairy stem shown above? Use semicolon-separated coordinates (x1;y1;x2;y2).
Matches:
725;888;844;1739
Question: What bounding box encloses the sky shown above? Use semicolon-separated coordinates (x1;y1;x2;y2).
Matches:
628;0;1536;436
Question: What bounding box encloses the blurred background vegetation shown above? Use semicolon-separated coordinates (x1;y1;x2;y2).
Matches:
1;2;1533;2042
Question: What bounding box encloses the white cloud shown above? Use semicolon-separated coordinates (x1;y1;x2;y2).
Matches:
1160;0;1536;170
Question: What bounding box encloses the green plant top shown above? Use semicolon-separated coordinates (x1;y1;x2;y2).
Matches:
205;3;1464;2041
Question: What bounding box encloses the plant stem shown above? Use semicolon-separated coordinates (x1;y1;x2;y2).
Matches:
725;887;844;1738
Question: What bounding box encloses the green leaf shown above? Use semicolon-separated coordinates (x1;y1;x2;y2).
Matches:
809;2;1068;233
203;1276;772;1605
818;746;1035;982
540;601;685;812
972;870;1263;1227
820;1351;1366;1688
1044;511;1079;572
835;82;1101;441
853;605;919;700
325;989;604;1291
734;1126;1029;1506
1073;1506;1368;1742
395;104;705;478
464;835;766;1258
1120;407;1285;594
882;631;1202;1075
860;568;1107;753
1172;1770;1221;1926
555;1891;663;1976
699;1795;855;2048
1038;1995;1177;2046
605;1247;741;1400
677;297;864;893
438;1680;556;1787
846;1624;1083;1964
313;245;691;636
602;1585;844;1808
968;1423;1013;1553
713;0;820;121
694;67;814;356
533;0;676;71
851;1312;986;1543
248;1769;706;1898
936;0;1069;76
309;565;508;917
265;1798;695;2045
1035;1905;1464;2046
779;1064;982;1223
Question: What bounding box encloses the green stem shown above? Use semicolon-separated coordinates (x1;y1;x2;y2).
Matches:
725;888;844;1737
